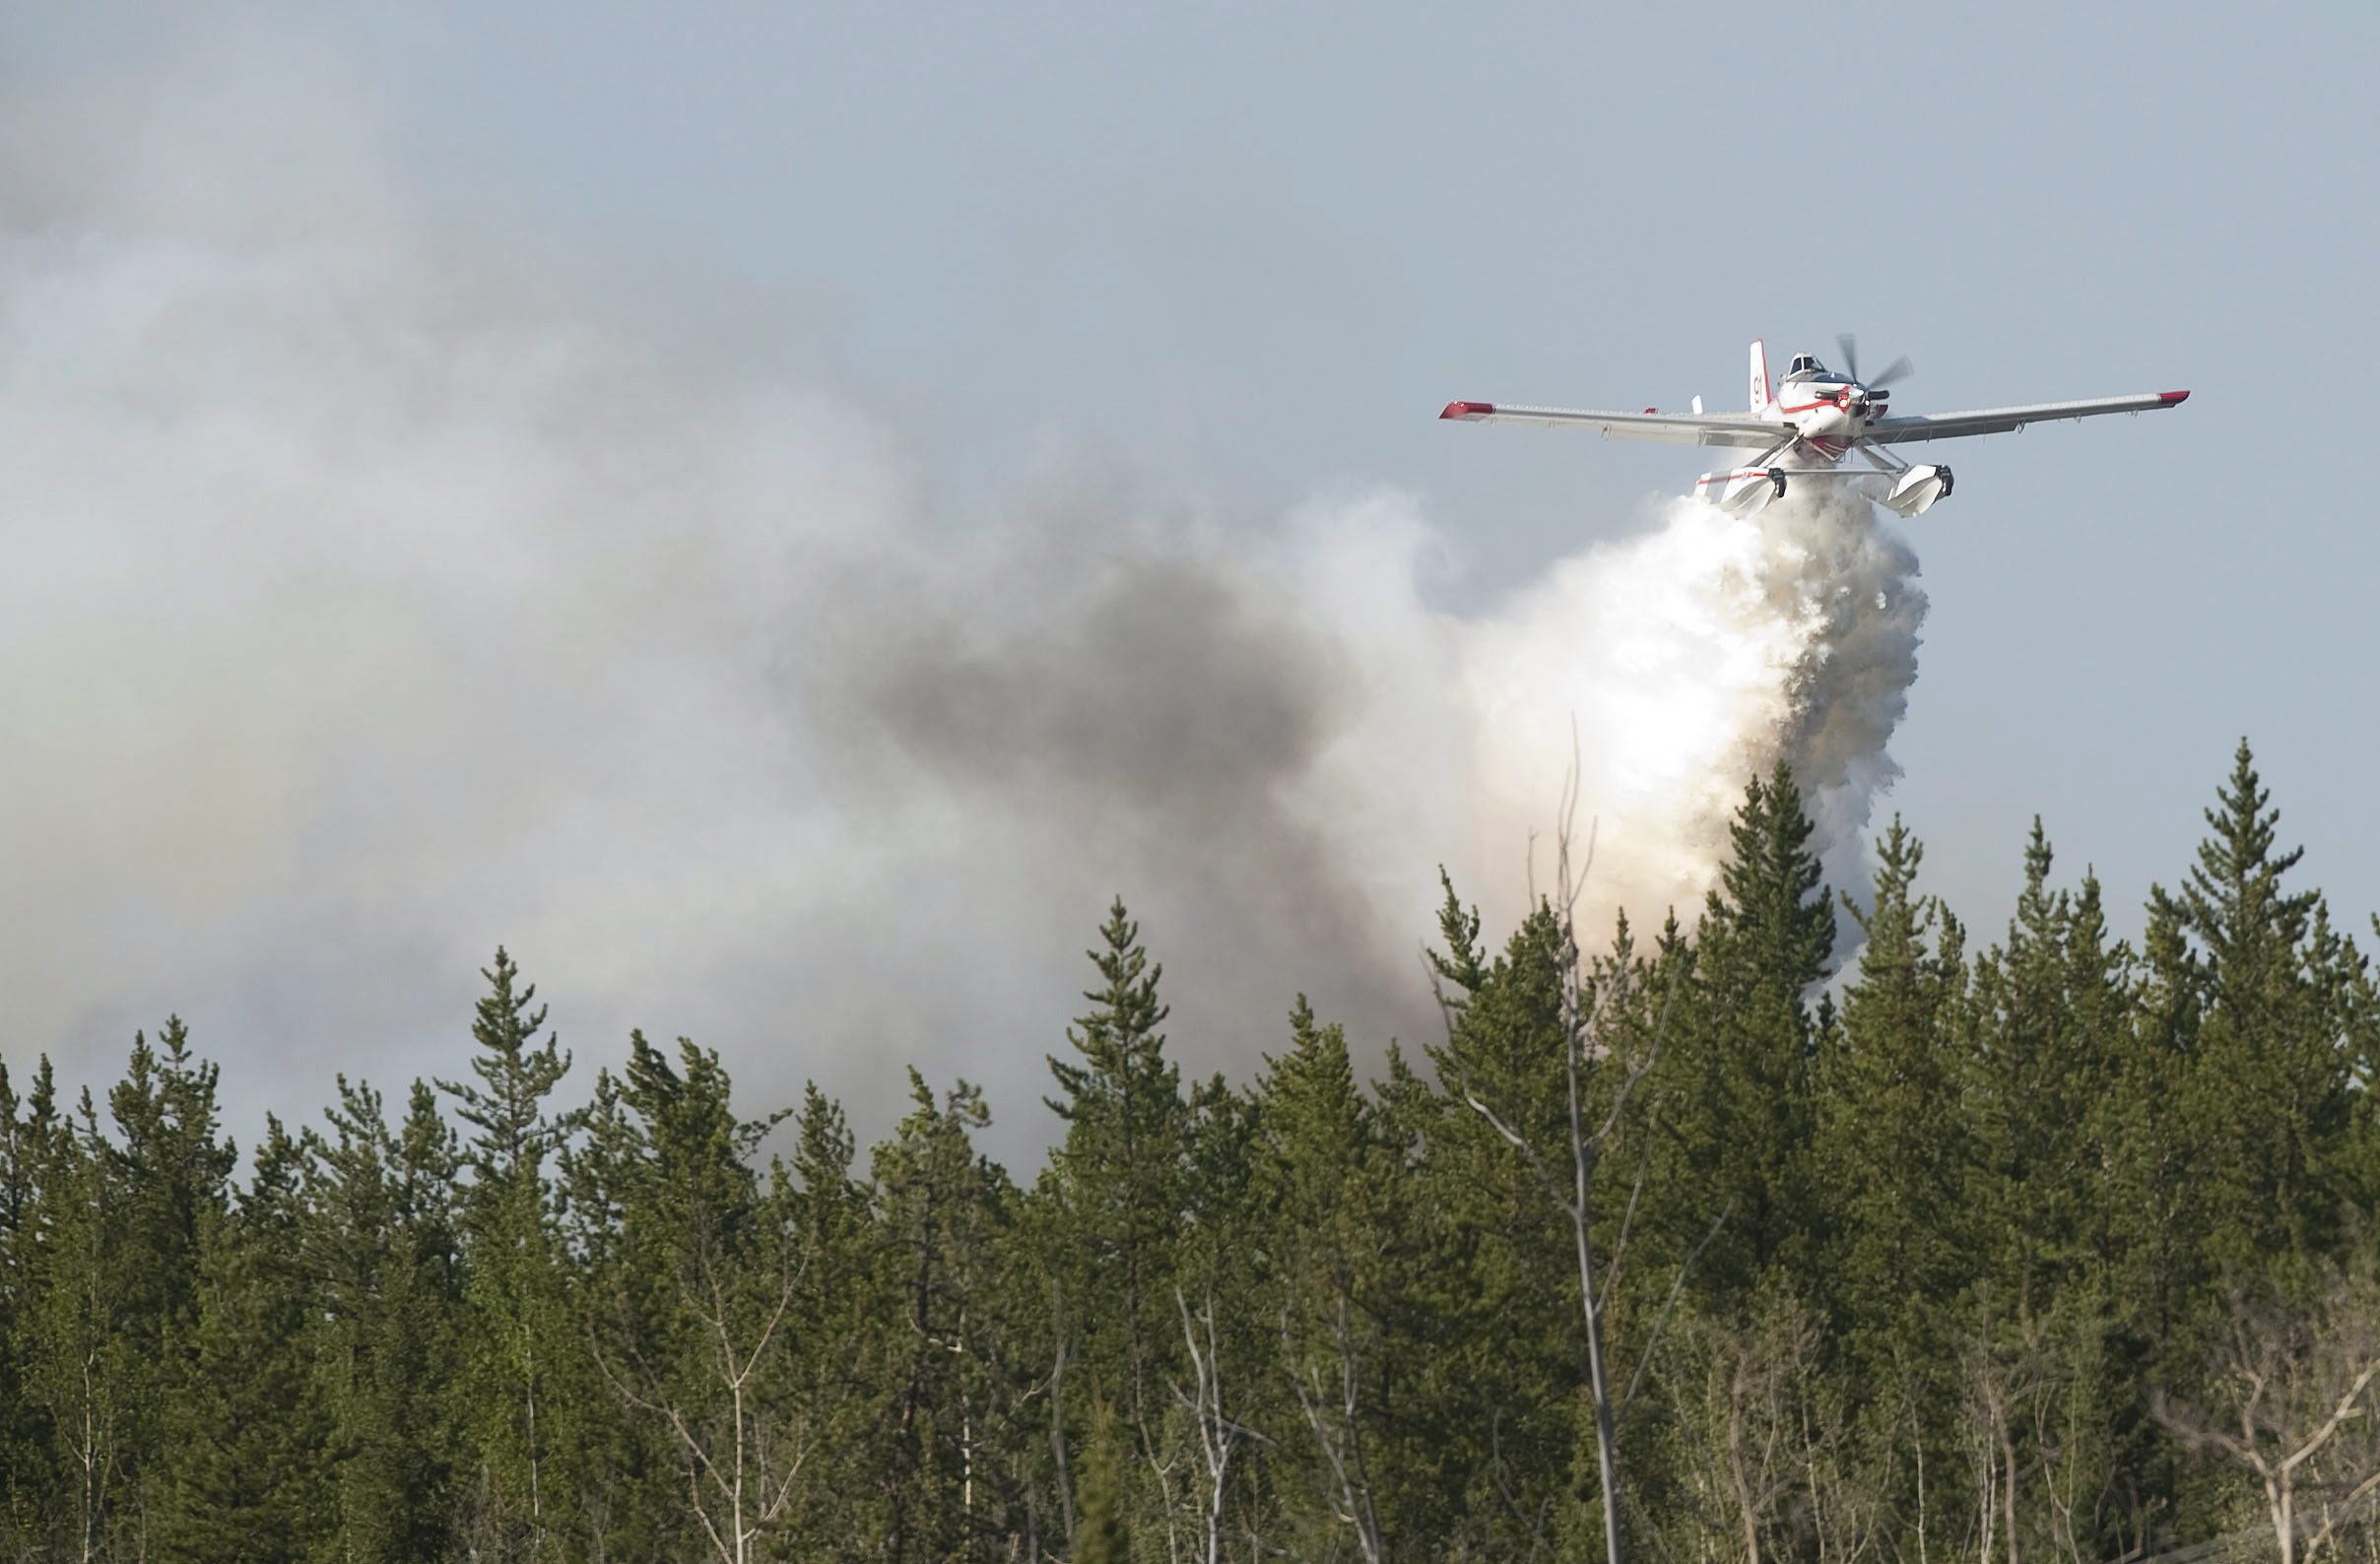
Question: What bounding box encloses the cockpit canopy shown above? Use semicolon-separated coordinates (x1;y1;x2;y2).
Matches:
1784;353;1837;382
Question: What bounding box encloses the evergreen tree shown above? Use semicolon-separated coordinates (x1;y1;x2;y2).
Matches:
155;1118;335;1563
776;1081;883;1554
1819;819;1971;1378
1042;899;1191;1445
30;1022;239;1561
870;1071;1020;1562
436;949;586;1563
303;1077;464;1564
1072;1404;1131;1564
1421;896;1584;1555
2161;742;2356;1280
1256;996;1399;1562
577;1033;798;1564
4;748;2380;1563
0;1058;68;1552
1672;764;1836;1301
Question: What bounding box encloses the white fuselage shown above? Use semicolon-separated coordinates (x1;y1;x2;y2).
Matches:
1701;349;1946;517
1763;374;1871;465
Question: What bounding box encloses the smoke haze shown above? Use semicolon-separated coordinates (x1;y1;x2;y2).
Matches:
0;34;1924;1158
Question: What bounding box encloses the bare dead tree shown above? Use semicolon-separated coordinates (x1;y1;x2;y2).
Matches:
1285;1295;1387;1564
1045;1281;1077;1546
1963;1315;2045;1564
1133;1398;1187;1564
1663;1305;1809;1564
1170;1288;1264;1564
2017;1313;2139;1564
2152;1267;2380;1564
1797;1374;1884;1564
590;1244;813;1564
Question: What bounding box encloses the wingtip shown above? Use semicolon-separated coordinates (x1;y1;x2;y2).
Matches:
2159;389;2191;405
1441;400;1493;421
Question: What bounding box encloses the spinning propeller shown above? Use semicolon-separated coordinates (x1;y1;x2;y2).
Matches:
1836;333;1914;392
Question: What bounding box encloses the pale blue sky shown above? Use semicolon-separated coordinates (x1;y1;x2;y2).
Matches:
5;1;2374;1151
315;0;2376;922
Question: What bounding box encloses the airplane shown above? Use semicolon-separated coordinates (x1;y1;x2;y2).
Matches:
1439;336;2188;518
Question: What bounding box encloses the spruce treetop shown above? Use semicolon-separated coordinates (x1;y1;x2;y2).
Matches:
1705;761;1836;997
435;947;585;1190
1046;896;1178;1123
2175;738;2319;979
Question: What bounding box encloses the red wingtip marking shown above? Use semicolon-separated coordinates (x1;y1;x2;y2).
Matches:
2159;389;2190;405
1643;406;1659;414
1441;401;1494;421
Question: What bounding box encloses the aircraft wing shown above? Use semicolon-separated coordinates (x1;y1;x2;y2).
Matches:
1863;390;2189;445
1439;400;1783;449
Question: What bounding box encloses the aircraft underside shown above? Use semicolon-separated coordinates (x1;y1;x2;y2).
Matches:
1697;448;1954;519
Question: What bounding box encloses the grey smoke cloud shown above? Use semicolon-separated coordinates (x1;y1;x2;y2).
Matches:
0;30;1926;1162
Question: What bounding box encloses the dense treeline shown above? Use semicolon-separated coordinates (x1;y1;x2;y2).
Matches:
4;741;2379;1563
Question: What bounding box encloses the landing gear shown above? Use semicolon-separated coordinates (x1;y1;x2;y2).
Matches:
1937;465;1953;498
1770;470;1788;498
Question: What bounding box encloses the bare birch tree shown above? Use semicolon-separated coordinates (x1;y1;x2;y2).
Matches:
1284;1292;1387;1564
2152;1266;2380;1564
592;1243;812;1564
1665;1302;1811;1564
1170;1288;1259;1564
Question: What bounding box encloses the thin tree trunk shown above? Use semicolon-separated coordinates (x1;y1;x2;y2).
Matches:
1560;825;1625;1564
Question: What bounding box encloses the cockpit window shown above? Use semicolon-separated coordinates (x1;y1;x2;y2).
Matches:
1785;354;1831;380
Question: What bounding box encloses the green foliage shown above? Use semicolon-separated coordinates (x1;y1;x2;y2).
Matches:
1072;1404;1131;1564
1041;897;1191;1444
437;949;588;1563
156;1119;334;1563
1673;762;1837;1297
0;747;2371;1564
1819;818;1971;1378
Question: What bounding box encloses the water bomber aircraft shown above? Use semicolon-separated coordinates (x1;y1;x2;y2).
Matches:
1440;336;2188;518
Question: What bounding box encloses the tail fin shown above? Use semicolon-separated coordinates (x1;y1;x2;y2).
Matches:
1748;339;1771;414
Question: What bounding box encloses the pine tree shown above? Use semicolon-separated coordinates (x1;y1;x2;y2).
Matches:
1420;896;1584;1556
303;1077;463;1564
1042;899;1191;1439
1072;1404;1131;1564
1672;764;1836;1302
0;1059;58;1552
155;1118;335;1563
2162;742;2355;1280
1819;819;1971;1377
36;1021;239;1559
1257;996;1397;1562
0;1058;70;1555
436;949;586;1563
870;1071;1019;1562
775;1082;882;1554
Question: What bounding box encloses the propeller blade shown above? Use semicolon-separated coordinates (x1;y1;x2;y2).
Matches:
1836;333;1861;381
1869;355;1914;389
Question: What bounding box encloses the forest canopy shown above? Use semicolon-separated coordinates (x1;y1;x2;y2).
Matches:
2;740;2377;1564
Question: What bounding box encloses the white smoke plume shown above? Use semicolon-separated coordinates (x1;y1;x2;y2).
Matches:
1464;490;1928;935
0;32;1923;1154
